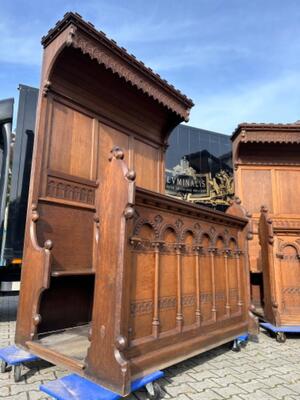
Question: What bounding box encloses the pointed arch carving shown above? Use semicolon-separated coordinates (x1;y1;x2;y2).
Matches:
180;227;198;244
133;218;160;239
212;234;226;248
199;231;213;247
277;241;300;259
159;223;181;242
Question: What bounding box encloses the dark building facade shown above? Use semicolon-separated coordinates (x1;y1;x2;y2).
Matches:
165;124;233;210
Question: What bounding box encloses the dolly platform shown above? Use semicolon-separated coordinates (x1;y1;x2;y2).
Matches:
40;371;164;400
260;322;300;343
0;345;39;382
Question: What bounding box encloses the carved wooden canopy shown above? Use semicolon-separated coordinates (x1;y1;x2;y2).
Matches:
232;122;300;167
232;122;300;144
41;12;194;121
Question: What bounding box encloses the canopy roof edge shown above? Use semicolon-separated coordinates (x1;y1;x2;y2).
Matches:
42;12;194;121
232;122;300;142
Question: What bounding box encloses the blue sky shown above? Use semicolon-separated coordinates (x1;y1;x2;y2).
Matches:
1;0;300;134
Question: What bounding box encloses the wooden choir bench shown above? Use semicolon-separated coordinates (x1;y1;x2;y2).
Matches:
16;12;254;395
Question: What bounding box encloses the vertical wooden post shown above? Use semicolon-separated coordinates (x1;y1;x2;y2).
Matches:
152;241;161;338
175;244;183;331
194;245;201;326
235;250;243;312
224;249;231;317
209;247;217;322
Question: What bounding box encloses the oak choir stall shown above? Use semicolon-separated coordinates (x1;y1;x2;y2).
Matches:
16;12;253;396
232;123;300;327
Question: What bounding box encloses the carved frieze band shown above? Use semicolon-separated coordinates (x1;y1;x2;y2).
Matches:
46;176;95;205
240;131;300;144
282;287;300;295
273;220;300;229
131;214;240;252
277;254;300;261
131;289;239;316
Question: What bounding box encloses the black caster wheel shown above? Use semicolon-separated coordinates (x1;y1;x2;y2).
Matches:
232;339;241;352
276;332;286;343
1;360;8;373
13;364;22;383
145;381;163;400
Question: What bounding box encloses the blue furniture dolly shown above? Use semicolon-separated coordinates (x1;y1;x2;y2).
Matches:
260;322;300;343
232;333;249;352
40;371;164;400
0;344;39;382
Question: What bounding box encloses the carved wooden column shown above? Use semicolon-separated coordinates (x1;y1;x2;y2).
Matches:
175;243;183;331
194;245;202;326
208;247;217;322
151;241;162;338
224;248;231;317
235;249;243;313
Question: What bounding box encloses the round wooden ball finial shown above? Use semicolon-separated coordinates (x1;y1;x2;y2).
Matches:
110;146;124;160
126;169;136;181
33;313;42;326
44;239;53;250
115;335;127;350
124;206;135;219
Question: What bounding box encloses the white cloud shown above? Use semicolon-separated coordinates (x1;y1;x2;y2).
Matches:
145;43;251;72
189;71;300;134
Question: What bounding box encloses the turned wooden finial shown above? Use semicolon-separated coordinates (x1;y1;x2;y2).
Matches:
126;169;136;181
261;205;268;213
109;146;124;160
44;240;53;250
115;335;128;351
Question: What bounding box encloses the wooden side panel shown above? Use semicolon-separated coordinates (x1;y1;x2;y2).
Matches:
258;209;277;324
276;170;300;214
248;232;261;272
130;225;155;340
279;244;300;314
134;139;160;192
36;202;94;273
182;232;196;327
159;229;177;333
48;101;94;180
240;169;273;214
215;238;226;320
228;239;239;315
128;202;248;353
199;236;213;323
98;123;161;192
274;235;300;323
99;123;131;171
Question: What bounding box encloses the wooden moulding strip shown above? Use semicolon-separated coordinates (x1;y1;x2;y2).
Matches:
175;244;183;331
209;248;217;322
236;251;243;312
152;242;160;338
51;269;95;277
224;250;231;317
39;196;96;211
26;341;85;373
195;247;201;326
